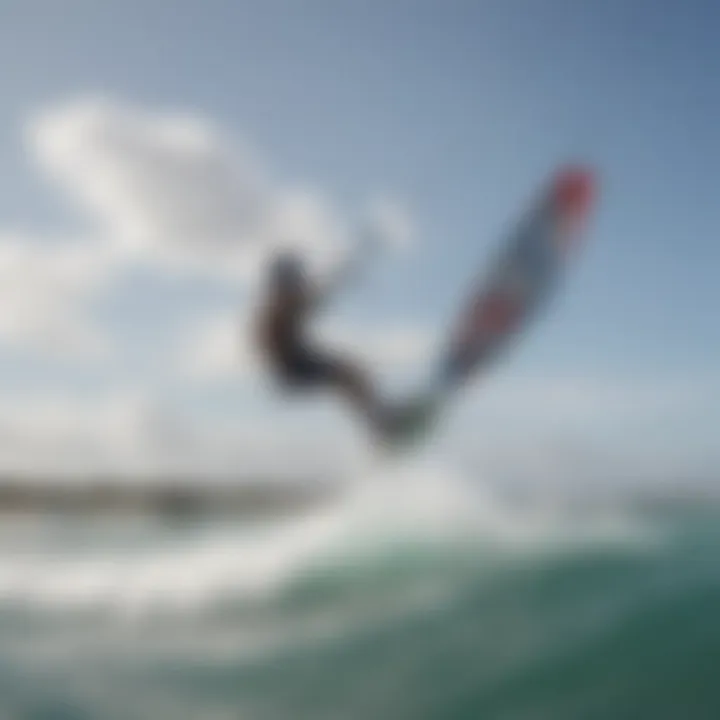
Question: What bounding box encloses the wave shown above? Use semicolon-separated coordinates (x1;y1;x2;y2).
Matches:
0;464;717;719
0;459;654;616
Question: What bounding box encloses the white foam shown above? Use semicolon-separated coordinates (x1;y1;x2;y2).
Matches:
0;458;654;615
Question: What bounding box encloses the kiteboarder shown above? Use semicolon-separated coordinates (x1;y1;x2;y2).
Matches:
254;248;389;437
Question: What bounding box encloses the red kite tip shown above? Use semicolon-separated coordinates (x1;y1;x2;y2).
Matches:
554;166;596;219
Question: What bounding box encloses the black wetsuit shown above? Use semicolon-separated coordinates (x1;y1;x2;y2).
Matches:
258;290;339;389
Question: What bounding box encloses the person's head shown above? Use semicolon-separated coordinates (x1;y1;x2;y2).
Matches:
267;251;306;296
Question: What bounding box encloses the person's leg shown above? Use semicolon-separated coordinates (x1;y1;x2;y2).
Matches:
294;349;386;432
277;344;391;438
330;359;439;447
329;359;383;427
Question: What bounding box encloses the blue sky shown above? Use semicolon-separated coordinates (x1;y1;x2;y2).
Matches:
0;0;716;481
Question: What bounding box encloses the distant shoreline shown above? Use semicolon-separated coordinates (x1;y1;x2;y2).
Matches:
0;476;716;519
0;478;336;518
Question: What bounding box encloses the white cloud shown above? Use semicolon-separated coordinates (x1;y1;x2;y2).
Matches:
0;393;154;478
28;99;270;261
0;391;356;480
180;312;261;382
0;234;113;358
26;98;407;281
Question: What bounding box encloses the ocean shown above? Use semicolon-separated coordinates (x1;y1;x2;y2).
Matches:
1;462;718;720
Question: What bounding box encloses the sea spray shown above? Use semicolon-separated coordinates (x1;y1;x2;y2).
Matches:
0;458;652;616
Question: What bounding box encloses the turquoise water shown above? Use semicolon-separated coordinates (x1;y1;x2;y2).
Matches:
1;471;718;720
